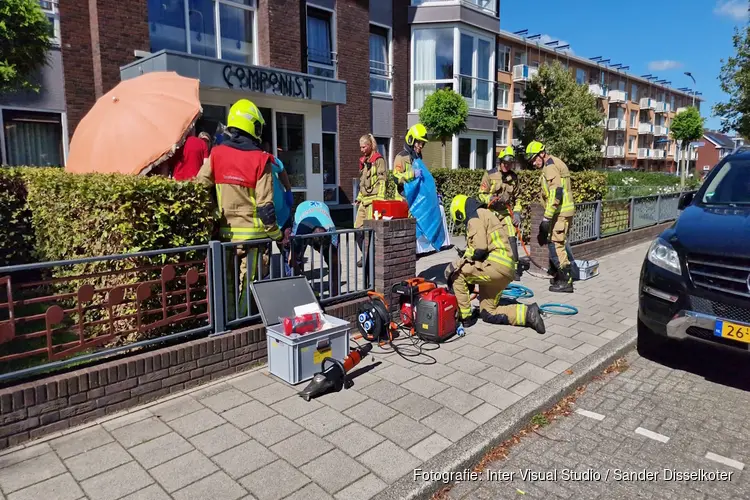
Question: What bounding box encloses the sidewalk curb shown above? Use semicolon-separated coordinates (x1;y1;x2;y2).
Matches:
372;327;637;500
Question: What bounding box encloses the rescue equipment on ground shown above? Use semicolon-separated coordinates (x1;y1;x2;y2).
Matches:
297;343;373;401
413;288;459;343
282;313;323;336
356;292;397;344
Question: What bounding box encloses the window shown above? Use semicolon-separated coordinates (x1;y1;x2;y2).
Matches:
375;137;391;168
3;110;63;166
458;138;471;169
276;113;305;188
412;28;454;109
370;25;391;94
148;0;255;63
322;133;338;203
497;120;509;146
630;110;637;128
498;44;511;72
513;50;527;67
631;83;638;102
458;32;493;110
628;135;636;153
670;95;675;111
497;83;509;109
307;6;335;78
457;135;492;170
476;139;488;171
576;69;586;85
196;104;226;137
39;1;60;45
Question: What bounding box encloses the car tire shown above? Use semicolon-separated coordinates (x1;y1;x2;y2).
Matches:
637;316;669;359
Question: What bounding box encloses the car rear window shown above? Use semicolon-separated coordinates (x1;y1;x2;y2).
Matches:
701;160;750;205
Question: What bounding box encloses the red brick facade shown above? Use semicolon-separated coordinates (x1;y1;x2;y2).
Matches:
391;0;410;159
257;0;304;72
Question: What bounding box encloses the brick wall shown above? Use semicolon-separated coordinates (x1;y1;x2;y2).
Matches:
391;0;410;156
0;297;367;451
257;0;303;71
337;0;372;204
96;0;149;95
59;1;96;139
365;218;417;316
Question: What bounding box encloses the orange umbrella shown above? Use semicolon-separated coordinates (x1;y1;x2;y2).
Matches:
66;72;202;176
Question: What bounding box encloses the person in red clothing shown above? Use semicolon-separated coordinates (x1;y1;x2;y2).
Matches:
171;130;209;181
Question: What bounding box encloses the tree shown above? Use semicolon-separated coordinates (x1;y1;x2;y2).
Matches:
714;25;750;137
419;88;469;168
670;106;704;189
518;61;605;170
0;0;53;93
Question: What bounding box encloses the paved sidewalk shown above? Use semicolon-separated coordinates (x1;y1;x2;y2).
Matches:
0;242;649;500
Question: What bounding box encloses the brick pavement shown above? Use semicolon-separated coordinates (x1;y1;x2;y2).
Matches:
446;346;750;500
0;242;649;500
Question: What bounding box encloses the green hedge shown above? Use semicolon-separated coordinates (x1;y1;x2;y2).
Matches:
604;171;701;199
0;169;35;267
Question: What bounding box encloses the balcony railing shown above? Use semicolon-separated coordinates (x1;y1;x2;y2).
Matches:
589;83;607;98
413;80;454;109
512;64;538;82
369;60;392;94
639;97;655;109
607;118;626;131
638;123;654;134
653;149;666;159
512;101;529;118
598;118;606;128
654;125;669;137
606;145;625;158
676;106;688;114
411;0;498;15
638;148;653;159
655;101;670;113
457;73;495;112
609;90;628;103
307;49;337;79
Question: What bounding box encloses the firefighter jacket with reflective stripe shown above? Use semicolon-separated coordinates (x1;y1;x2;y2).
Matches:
539;155;575;219
393;149;417;185
196;145;281;242
478;168;522;215
356;152;387;205
463;207;517;271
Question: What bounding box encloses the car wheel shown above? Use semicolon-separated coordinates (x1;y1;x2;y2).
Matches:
637;316;669;359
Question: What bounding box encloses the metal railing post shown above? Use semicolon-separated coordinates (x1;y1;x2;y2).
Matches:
655;194;662;223
209;240;226;336
594;200;602;239
629;197;635;231
368;229;375;290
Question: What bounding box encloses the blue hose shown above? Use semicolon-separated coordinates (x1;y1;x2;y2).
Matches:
540;303;579;315
502;283;534;300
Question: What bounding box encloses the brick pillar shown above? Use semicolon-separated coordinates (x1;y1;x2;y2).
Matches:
391;0;410;149
336;0;371;205
257;0;303;71
529;203;549;270
59;1;96;140
364;218;417;318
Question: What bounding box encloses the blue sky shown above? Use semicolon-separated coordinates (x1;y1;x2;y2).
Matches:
500;0;748;132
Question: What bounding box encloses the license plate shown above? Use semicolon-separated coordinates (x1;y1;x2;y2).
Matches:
714;320;750;344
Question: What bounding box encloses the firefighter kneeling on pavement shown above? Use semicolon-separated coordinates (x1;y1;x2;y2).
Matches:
196;98;283;317
445;195;546;334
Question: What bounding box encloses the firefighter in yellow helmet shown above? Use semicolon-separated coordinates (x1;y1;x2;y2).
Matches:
444;194;545;333
525;140;576;293
196;99;283;317
393;123;429;199
478;146;523;225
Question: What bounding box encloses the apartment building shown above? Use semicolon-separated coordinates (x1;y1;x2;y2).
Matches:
495;30;703;172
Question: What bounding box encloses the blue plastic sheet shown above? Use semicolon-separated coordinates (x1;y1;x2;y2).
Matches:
403;158;445;251
272;158;291;229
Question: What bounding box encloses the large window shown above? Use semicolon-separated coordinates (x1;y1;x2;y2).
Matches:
457;135;492;170
2;110;63;166
628;135;636;153
370;25;391;94
631;83;638;102
497;83;509;109
39;1;60;45
497;120;509;146
322;132;338;203
412;28;455;109
458;33;493;110
148;0;255;63
276;113;306;188
307;6;335;78
498;44;511;72
576;68;586;85
630;110;637;129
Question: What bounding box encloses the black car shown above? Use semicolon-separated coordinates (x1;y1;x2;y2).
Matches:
638;149;750;356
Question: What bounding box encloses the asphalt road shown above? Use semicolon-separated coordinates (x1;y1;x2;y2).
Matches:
443;340;750;500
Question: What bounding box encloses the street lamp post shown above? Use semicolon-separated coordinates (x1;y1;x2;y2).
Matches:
684;72;696;107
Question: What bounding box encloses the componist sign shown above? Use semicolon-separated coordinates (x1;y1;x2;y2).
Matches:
223;64;313;100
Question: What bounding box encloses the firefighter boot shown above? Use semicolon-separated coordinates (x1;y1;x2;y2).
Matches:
547;258;559;285
549;266;574;294
525;303;546;334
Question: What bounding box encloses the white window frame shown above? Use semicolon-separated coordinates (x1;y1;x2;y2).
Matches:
322;131;339;205
498;44;511;73
411;25;455;112
628;135;636;153
306;4;337;79
456;27;495;112
454;132;493;170
369;22;392;96
39;1;61;46
0;106;68;166
496;82;509;110
630;110;637;129
496;120;509;146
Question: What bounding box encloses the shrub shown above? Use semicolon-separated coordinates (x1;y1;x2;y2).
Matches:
0;168;35;267
604;171;700;199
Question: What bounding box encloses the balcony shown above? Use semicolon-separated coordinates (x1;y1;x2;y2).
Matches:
638;123;654;135
513;64;538;82
655;101;670;113
676;107;688;114
512;102;529;118
607;118;626;131
639;97;655;110
598;118;606;128
638;148;653;159
606;145;625;158
589;83;607;98
457;74;495;112
653;149;666;159
654;125;669;137
411;0;498;15
609;89;628;103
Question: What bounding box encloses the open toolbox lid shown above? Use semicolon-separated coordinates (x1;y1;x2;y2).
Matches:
249;276;322;328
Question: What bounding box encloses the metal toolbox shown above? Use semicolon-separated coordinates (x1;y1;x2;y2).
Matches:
574;259;600;281
250;276;351;386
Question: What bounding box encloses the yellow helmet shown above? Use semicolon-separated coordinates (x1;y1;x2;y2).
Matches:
405;123;429;146
525;140;545;157
498;146;515;162
227;99;265;139
450;194;468;224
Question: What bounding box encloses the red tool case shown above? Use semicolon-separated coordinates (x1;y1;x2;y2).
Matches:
372;200;409;219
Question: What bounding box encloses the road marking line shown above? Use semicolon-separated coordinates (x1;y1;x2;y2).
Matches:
575;409;605;421
635;427;670;443
705;452;745;471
